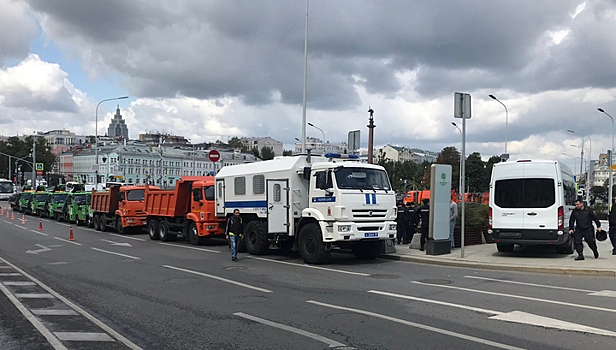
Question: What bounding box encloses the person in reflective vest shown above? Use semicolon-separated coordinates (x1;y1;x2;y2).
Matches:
226;209;244;262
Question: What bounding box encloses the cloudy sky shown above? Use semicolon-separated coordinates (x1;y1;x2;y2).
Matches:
1;0;616;170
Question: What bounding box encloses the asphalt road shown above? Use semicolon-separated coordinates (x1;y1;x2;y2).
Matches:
1;208;616;350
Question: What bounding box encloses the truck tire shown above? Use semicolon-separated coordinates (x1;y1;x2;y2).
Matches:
245;220;269;255
496;243;514;252
99;215;108;232
299;223;330;264
352;241;381;259
87;216;94;228
64;211;71;224
148;219;160;240
159;220;176;241
556;237;574;254
187;223;205;245
116;217;125;234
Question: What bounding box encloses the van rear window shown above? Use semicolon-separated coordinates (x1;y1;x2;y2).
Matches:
495;178;555;208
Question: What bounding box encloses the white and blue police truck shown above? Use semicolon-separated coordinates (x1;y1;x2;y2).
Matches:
215;153;397;264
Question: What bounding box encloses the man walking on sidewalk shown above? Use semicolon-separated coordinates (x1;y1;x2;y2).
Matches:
226;209;244;262
608;197;616;255
449;197;458;249
569;198;602;260
413;199;430;251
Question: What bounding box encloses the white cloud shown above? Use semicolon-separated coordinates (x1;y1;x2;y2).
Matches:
0;0;38;63
571;1;587;18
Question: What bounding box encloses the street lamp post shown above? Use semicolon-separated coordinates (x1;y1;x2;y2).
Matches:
308;122;325;152
598;108;614;206
567;130;591;191
95;96;128;186
452;122;462;199
489;95;509;160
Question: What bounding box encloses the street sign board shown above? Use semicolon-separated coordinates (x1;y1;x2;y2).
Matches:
347;130;360;151
209;150;221;162
611;165;616;170
35;163;44;171
454;92;471;119
36;170;43;176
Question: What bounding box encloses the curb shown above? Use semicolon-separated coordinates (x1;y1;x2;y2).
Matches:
380;253;616;277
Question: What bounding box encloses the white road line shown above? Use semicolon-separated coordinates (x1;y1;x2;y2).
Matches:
368;290;501;315
412;281;616;314
159;242;220;253
0;281;68;350
0;266;13;269
54;332;115;342
163;265;272;293
3;220;12;224
234;312;348;348
0;273;22;276
91;247;141;260
465;276;593;293
0;255;143;350
306;300;526;350
53;237;82;246
3;281;36;286
15;293;56;299
245;256;370;277
30;229;49;236
15;225;28;230
31;309;79;316
110;233;146;241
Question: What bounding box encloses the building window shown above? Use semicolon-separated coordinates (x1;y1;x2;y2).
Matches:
234;177;246;195
253;175;265;194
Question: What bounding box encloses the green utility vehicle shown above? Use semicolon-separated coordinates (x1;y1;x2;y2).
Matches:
47;192;69;220
18;191;34;213
63;192;91;225
30;192;50;216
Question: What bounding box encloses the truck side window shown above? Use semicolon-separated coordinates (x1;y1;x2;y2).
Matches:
204;186;215;201
193;188;203;202
316;171;332;190
119;192;125;201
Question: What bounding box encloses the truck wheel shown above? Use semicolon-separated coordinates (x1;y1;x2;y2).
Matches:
87;216;94;228
99;215;108;232
187;223;205;245
148;219;160;240
116;217;125;234
159;220;176;242
299;223;330;264
352;241;381;259
244;220;269;255
496;243;514;252
93;215;100;231
556;237;574;254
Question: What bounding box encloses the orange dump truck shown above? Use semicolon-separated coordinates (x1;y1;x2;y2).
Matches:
91;185;156;233
144;177;225;244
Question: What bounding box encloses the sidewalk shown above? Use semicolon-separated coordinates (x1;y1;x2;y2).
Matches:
383;239;616;277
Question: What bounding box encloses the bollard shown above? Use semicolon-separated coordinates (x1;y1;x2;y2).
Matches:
39;219;43;231
21;214;25;224
11;211;15;220
69;226;75;241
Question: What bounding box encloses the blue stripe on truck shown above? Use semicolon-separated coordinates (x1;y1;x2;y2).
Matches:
225;201;267;208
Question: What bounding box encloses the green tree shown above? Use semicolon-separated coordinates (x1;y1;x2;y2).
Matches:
437;146;460;191
0;136;55;183
251;146;260;159
261;146;275;160
465;152;487;192
283;150;293;156
228;136;246;150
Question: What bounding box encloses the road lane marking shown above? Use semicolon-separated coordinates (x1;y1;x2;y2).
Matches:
15;225;28;230
234;312;348;348
368;290;501;315
3;220;12;224
412;281;616;314
465;276;593;293
0;266;13;269
159;242;220;253
0;281;68;350
163;265;272;293
30;229;49;236
0;255;143;350
0;273;22;276
15;293;56;298
245;256;370;277
26;244;52;255
369;290;616;337
101;239;132;247
54;332;115;342
3;281;36;286
110;233;145;241
91;247;141;260
53;237;82;246
306;300;526;350
31;309;79;316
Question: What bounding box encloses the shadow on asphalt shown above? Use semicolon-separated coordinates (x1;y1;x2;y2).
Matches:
491;245;571;259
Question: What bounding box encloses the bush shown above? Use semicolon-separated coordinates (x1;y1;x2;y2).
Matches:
455;203;489;228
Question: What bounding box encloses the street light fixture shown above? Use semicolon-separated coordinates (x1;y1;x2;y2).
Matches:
307;122;325;143
489;94;509;158
95;96;128;185
598;108;615;205
567;129;592;182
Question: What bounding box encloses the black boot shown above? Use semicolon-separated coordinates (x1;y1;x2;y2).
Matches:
593;250;599;259
575;254;585;261
612;249;616;256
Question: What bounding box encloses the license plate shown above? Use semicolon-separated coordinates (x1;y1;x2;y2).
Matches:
364;232;378;238
499;232;521;238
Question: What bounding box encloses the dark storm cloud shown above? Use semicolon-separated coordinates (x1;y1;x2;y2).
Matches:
26;0;616;110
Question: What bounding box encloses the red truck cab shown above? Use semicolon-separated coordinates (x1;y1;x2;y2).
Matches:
91;185;159;233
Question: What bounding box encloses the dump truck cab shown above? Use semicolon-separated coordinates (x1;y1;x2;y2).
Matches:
30;192;50;216
65;192;90;225
48;192;69;220
116;185;151;231
18;191;34;213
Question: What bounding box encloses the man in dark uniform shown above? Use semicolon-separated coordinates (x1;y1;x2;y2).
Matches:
404;202;415;244
569;198;603;260
608;197;616;255
225;209;244;262
396;202;408;245
413;199;430;251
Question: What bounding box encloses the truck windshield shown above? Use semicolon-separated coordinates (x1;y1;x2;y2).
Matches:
494;178;555;208
334;168;391;191
35;194;49;202
204;186;214;201
21;193;32;200
0;182;13;193
73;195;87;205
53;194;68;203
126;189;145;201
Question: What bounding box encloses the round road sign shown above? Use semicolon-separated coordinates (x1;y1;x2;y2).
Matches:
209;150;220;162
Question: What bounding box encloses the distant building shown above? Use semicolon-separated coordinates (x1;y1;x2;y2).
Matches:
241;137;283;156
139;132;189;147
293;137;348;154
43;130;86;155
377;145;437;163
107;105;129;140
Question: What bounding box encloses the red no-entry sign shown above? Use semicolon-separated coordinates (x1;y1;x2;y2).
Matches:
209;150;220;162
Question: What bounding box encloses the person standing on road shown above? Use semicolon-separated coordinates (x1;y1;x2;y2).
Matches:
396;202;409;245
413;199;430;251
225;209;244;262
608;197;616;255
449;197;458;249
407;202;417;244
569;198;602;260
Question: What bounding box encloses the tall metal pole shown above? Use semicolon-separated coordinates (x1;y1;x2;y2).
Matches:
598;109;614;208
580;138;584;176
32;136;36;188
489;95;508;157
452;123;462;199
301;0;309;153
461;96;467;258
367;108;375;164
95;96;128;186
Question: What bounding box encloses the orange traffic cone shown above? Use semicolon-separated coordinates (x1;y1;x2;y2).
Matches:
69;226;75;241
39;219;43;231
11;211;15;220
6;209;8;217
21;214;25;224
1;208;4;216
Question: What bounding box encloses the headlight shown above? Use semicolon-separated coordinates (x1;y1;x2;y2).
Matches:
206;225;216;230
338;225;351;232
389;224;397;230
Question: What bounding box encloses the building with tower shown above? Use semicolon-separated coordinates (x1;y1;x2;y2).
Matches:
107;105;129;140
